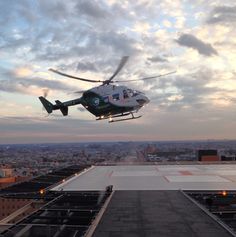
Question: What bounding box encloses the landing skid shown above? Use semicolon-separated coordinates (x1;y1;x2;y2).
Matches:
96;112;142;123
109;115;142;123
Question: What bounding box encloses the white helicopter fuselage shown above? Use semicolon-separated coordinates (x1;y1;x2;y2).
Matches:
89;84;150;110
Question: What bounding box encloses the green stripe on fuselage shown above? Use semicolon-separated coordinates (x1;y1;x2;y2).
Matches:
81;91;133;117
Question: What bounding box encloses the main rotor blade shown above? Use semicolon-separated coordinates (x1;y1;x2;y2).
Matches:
106;56;129;83
116;70;176;82
49;68;102;83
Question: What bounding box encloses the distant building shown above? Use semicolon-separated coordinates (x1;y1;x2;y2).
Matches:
0;166;30;190
145;144;158;154
0;168;13;178
221;155;236;161
0;176;30;189
197;149;220;161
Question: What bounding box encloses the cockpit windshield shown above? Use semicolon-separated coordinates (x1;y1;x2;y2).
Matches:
127;89;142;97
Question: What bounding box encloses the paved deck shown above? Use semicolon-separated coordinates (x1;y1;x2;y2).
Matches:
51;164;236;191
92;190;232;237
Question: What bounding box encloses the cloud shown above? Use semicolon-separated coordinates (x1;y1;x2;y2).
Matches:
75;0;109;19
1;0;236;143
77;107;87;112
77;62;98;72
0;68;80;95
0;115;147;144
38;0;69;21
176;33;218;56
147;56;168;63
0;77;78;95
147;67;228;111
14;66;33;77
207;5;236;25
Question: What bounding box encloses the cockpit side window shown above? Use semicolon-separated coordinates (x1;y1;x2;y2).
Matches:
133;90;141;96
112;93;119;101
127;89;134;97
123;90;129;99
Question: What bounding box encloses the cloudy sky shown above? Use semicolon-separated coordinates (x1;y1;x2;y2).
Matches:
0;0;236;144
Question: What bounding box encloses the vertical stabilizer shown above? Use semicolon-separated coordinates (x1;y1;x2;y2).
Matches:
39;96;53;114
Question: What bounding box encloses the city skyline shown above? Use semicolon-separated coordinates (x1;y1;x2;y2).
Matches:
0;0;236;144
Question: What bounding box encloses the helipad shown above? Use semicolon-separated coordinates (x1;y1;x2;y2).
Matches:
51;164;236;191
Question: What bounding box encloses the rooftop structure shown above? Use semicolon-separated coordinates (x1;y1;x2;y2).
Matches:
0;165;90;197
0;191;111;237
2;164;236;237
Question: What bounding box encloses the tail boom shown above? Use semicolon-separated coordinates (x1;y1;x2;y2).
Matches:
39;97;82;116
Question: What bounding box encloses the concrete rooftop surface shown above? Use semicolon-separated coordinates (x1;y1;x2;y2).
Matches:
92;190;232;237
51;164;236;191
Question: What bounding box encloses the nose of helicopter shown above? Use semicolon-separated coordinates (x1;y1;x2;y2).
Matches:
144;96;150;104
136;96;150;106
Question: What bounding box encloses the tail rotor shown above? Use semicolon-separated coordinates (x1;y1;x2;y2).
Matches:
43;88;49;99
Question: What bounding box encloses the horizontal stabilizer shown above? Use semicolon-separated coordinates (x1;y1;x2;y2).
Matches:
55;100;68;116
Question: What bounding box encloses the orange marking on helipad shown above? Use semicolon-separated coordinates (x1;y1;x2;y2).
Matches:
180;171;192;175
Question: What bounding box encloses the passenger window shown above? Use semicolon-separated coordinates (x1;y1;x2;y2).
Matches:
112;93;119;101
123;90;129;99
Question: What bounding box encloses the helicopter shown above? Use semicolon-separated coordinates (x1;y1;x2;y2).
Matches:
39;56;175;123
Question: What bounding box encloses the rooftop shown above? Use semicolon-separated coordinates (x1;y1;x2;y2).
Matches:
2;163;236;237
51;164;236;191
0;165;90;198
93;190;232;237
0;191;111;237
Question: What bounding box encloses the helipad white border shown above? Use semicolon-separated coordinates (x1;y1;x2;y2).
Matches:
51;165;95;191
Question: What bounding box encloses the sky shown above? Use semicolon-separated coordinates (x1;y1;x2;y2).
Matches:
0;0;236;144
